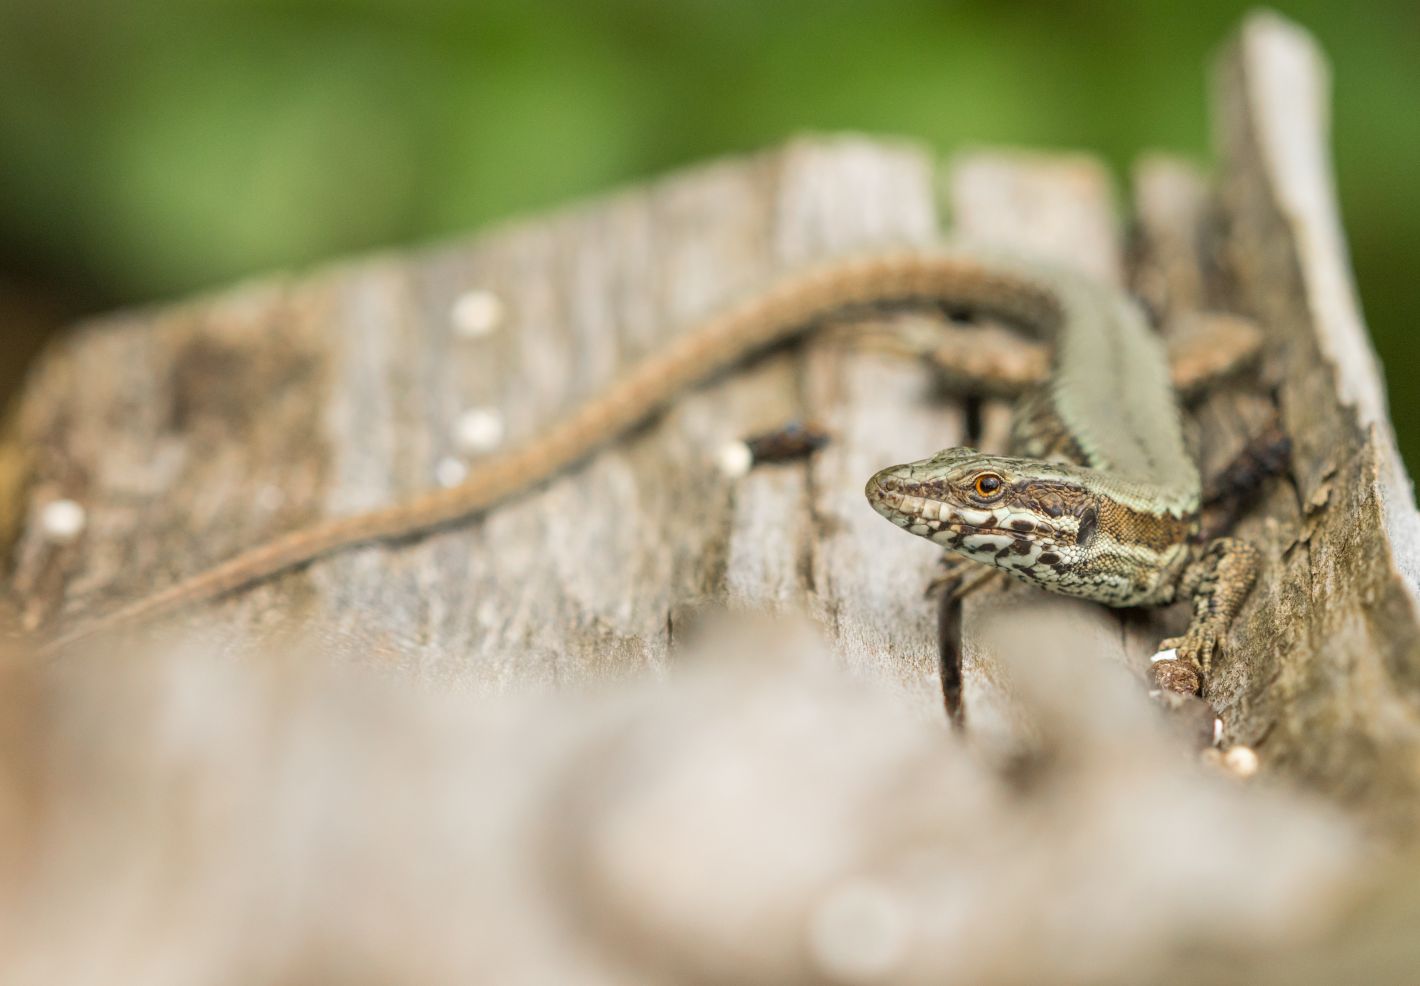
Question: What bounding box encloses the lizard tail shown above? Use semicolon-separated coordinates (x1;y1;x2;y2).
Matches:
39;249;1063;657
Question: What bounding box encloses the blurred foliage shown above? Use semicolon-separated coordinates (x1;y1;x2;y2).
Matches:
0;0;1416;457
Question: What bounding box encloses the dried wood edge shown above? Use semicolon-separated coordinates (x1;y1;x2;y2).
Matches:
1217;10;1420;830
1233;12;1420;575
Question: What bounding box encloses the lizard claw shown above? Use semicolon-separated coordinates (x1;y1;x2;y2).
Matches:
1150;625;1225;696
1166;623;1226;672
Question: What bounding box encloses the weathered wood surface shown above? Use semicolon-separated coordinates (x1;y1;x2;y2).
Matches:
5;10;1420;824
7;10;1420;985
1210;13;1420;831
5;139;949;704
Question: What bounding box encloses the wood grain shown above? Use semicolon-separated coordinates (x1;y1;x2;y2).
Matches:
7;11;1420;984
5;10;1420;835
1208;12;1420;831
3;137;950;709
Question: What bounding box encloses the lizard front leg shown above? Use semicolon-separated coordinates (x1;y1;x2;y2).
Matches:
1151;537;1260;695
925;553;1004;601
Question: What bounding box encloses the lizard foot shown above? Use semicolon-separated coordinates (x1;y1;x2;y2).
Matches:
1164;619;1227;670
925;556;1002;602
925;555;975;599
1149;642;1204;696
1151;537;1258;696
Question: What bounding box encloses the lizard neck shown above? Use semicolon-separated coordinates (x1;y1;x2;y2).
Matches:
938;246;1201;516
777;245;1199;515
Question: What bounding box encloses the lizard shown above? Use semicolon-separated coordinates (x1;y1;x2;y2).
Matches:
860;251;1263;696
37;245;1263;694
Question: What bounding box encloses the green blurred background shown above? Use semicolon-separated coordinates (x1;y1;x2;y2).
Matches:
2;1;1416;459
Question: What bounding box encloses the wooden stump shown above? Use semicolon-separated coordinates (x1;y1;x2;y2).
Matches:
7;11;1420;984
5;12;1420;828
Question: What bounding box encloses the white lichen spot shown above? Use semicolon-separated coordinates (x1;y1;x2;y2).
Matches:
39;499;87;543
714;440;753;479
255;485;285;512
1213;718;1225;747
435;455;469;488
476;598;501;628
1223;745;1260;779
807;880;907;983
1149;648;1179;664
450;289;505;338
454;408;505;455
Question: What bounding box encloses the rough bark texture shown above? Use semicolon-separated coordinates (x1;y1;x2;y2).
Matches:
5;11;1420;822
3;11;1420;984
5;139;947;704
1209;13;1420;832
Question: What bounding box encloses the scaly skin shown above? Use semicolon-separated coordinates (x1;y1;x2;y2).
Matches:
41;245;1261;687
867;450;1194;609
860;255;1262;692
865;450;1259;691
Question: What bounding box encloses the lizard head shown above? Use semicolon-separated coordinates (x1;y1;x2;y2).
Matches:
864;447;1096;577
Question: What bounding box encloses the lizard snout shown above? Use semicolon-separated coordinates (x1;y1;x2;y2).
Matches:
865;464;931;526
865;463;910;501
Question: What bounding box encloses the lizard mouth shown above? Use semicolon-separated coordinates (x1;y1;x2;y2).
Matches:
872;502;1015;538
866;479;992;532
865;470;1052;542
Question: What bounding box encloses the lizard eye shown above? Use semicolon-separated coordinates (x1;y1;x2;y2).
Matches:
973;473;1004;500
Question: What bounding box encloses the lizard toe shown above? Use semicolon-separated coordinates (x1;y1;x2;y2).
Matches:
1151;656;1203;695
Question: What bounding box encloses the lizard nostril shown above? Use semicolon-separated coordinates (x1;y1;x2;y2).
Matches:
865;466;920;515
865;463;923;498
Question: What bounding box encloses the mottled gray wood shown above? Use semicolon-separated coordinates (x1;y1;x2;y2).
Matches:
3;137;948;710
5;8;1419;836
9;11;1420;985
